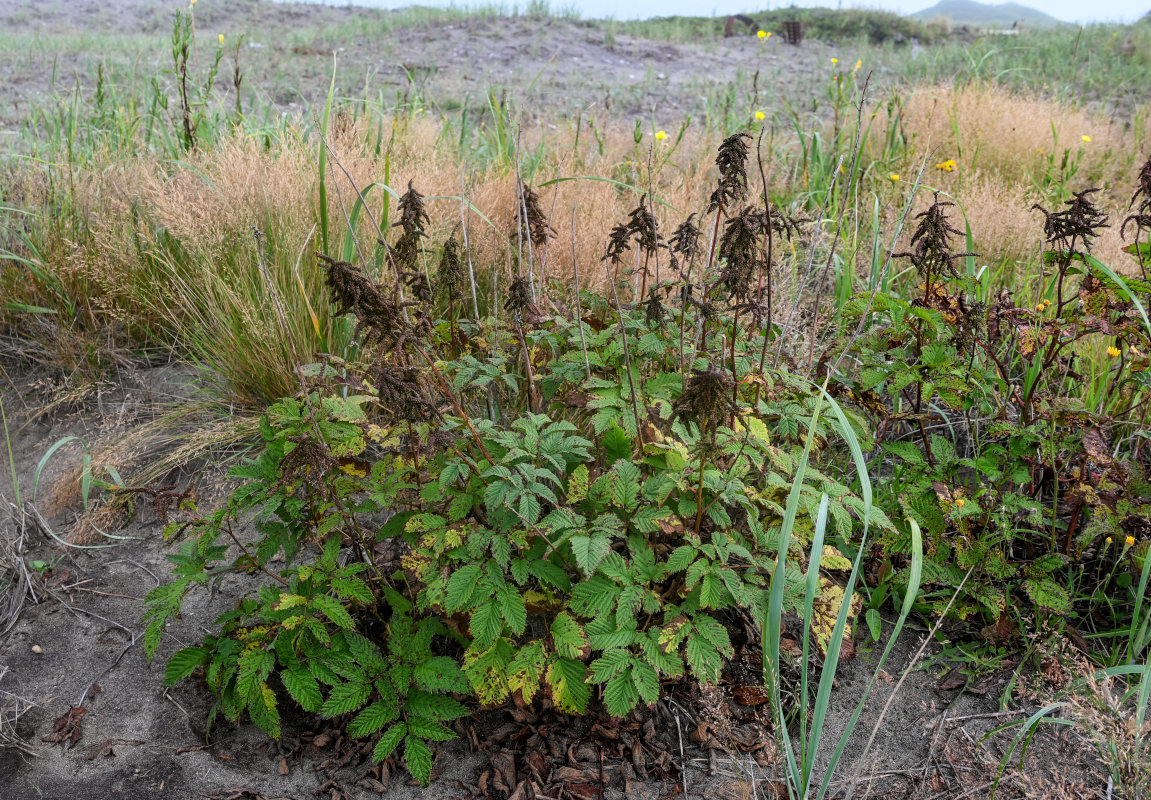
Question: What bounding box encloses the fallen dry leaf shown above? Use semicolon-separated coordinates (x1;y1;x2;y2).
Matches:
42;706;86;748
731;686;769;707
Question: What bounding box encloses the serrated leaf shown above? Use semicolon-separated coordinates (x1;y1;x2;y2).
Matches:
603;667;640;717
469;598;504;649
320;679;370;717
611;461;641;510
164;646;208;686
311;595;355;629
550;612;589;659
237;648;274;704
497;584;527;637
685;633;722;683
347;700;399;737
547;656;590;714
405;735;434;787
567;464;589;503
445;564;484;612
413;657;468;694
571;533;611;577
602;423;633;466
408;716;457;742
405;688;470;721
373;722;407;762
631;660;659;705
332;577;374;603
283;665;324;712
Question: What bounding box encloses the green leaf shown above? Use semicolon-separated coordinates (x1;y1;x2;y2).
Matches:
497;584;527;637
445;564;484;612
320;680;370;717
685;633;722;683
550;613;589;659
571;533;611;576
347;700;399;737
414;657;468;694
611;461;641;510
602;423;633;467
632;660;659;706
283;665;324;712
407;716;457;742
603;667;640;717
405;735;434;787
469;598;504;649
547;656;590;713
332;577;374;604
164;646;208;686
373;722;407;762
865;608;882;641
237;648;274;704
405;689;470;721
311;595;355;629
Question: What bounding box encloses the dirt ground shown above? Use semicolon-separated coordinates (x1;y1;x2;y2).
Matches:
0;0;854;130
0;363;1110;799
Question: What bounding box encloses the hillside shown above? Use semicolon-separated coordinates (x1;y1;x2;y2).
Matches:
912;0;1062;27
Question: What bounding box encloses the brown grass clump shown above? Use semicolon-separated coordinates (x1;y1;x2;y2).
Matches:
898;83;1144;198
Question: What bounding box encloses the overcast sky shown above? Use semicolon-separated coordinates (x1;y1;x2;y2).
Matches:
318;0;1148;24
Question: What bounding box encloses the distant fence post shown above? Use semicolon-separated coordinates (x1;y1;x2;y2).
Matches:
783;20;803;45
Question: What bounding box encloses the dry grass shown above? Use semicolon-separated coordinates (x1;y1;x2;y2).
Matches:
898;83;1145;192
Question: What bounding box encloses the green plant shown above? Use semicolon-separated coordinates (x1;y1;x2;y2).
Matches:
831;171;1151;643
145;134;892;785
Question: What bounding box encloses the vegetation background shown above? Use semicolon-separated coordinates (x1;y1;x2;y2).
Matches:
1;1;1150;798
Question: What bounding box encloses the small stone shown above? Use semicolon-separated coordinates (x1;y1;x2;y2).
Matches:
31;645;43;654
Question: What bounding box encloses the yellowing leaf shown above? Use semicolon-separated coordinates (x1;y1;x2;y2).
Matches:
819;545;852;570
810;578;862;658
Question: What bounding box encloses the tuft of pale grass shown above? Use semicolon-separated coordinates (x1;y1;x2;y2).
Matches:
897;83;1147;200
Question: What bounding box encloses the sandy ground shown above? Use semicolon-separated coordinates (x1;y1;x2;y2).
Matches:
0;0;856;130
0;363;1108;799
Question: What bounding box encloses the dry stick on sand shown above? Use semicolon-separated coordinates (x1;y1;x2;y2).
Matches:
839;566;975;800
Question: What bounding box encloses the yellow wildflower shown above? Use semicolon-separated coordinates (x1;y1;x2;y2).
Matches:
955;498;966;509
1106;537;1113;545
1125;535;1136;548
889;173;900;182
831;57;839;65
218;34;224;46
1081;135;1092;143
757;29;767;38
934;159;957;173
754;111;765;120
1036;303;1045;311
854;59;862;71
1107;345;1121;358
655;130;668;141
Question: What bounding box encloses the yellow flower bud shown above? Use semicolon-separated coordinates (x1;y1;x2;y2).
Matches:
1125;536;1136;548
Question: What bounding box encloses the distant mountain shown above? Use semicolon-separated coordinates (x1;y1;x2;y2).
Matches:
912;0;1062;28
